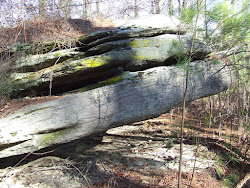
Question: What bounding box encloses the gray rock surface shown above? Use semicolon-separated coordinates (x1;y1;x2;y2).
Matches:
10;15;210;97
115;14;185;31
0;60;232;158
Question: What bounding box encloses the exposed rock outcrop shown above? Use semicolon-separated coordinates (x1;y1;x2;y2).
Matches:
0;15;232;158
10;14;210;97
0;60;232;158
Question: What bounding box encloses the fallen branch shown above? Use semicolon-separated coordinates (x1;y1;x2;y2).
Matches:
234;172;250;188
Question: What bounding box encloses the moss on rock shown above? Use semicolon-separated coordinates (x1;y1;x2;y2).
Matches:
11;131;17;137
78;73;127;93
38;129;68;148
24;107;51;115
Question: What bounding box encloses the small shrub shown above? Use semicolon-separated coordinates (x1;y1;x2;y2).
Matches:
0;78;21;105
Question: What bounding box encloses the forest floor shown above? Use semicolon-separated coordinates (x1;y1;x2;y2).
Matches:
0;96;249;188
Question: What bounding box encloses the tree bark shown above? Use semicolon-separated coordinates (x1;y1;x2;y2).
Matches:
178;0;181;15
154;0;160;14
48;0;55;15
178;59;189;188
178;1;201;187
182;0;186;8
168;0;173;15
151;0;154;14
96;0;100;16
134;0;139;17
218;92;222;138
38;0;47;17
83;0;90;17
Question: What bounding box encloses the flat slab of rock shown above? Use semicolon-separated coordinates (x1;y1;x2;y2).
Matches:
9;15;209;97
0;60;232;158
10;33;210;96
116;14;185;32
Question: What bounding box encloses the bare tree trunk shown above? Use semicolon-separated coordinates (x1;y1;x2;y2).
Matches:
21;0;27;42
168;0;173;15
150;0;154;14
134;0;139;17
212;95;216;127
66;0;72;18
209;96;213;129
178;63;189;188
154;0;160;14
58;0;72;18
230;117;233;145
14;0;27;43
182;0;186;8
150;0;160;14
170;108;173;130
241;59;249;141
83;0;90;17
244;58;249;129
178;0;181;15
96;0;100;16
218;92;222;138
68;0;73;18
204;0;208;38
188;137;198;187
235;65;243;144
48;0;55;16
178;1;200;187
38;0;47;17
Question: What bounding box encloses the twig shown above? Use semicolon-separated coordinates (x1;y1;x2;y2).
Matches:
49;56;61;96
188;137;199;187
69;163;91;187
234;172;250;188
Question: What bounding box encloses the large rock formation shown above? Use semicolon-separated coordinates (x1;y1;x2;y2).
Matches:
0;15;232;158
10;14;209;97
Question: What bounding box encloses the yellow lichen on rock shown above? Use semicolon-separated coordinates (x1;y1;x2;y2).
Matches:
78;74;126;92
74;56;110;69
129;39;151;48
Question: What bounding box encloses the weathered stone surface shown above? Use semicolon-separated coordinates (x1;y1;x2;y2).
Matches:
0;15;233;159
0;60;232;158
14;48;83;72
10;34;210;96
116;14;185;31
7;14;213;97
77;14;186;47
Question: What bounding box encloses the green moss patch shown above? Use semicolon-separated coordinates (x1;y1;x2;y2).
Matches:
79;74;127;93
39;129;67;148
24;107;51;115
11;131;17;137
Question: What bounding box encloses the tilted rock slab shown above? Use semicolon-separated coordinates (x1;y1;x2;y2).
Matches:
11;34;210;96
0;60;232;158
10;15;210;97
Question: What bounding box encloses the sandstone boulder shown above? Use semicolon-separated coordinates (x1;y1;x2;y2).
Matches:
0;60;232;158
0;15;233;158
10;15;210;97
